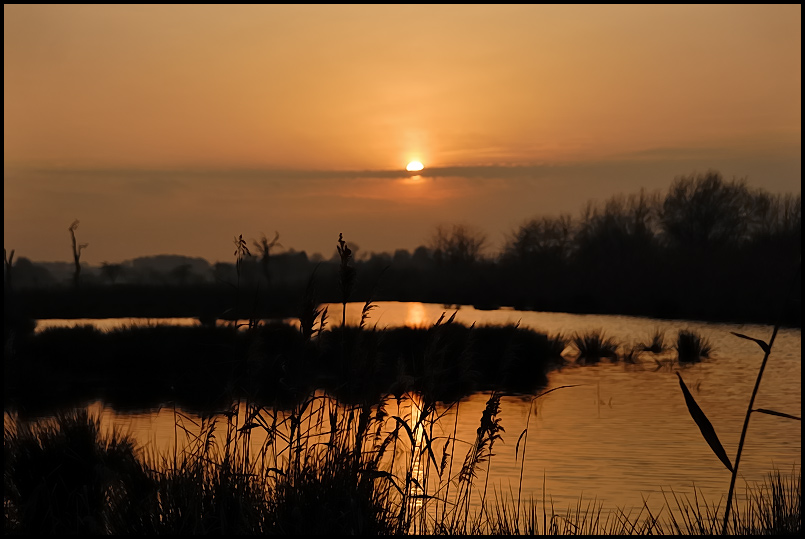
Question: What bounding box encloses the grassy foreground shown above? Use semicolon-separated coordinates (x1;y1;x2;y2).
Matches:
4;400;800;535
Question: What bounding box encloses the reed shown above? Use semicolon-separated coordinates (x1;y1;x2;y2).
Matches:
674;259;801;535
336;233;356;328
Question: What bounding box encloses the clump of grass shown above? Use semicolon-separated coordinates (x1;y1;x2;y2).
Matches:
674;329;712;363
571;329;619;362
638;327;667;354
4;409;151;535
546;332;569;361
141;402;276;534
621;342;643;364
654;467;802;535
734;467;801;535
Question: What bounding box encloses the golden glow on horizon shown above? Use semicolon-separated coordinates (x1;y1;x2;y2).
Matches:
405;302;428;327
406;161;424;172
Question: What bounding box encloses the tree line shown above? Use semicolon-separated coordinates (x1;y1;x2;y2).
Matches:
4;171;801;326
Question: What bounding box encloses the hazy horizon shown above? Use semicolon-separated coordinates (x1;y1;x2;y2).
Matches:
4;4;801;264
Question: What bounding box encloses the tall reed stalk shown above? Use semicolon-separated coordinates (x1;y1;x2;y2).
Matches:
720;258;802;533
675;258;801;535
336;233;356;328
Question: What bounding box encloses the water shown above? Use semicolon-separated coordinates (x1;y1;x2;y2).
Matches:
20;302;803;517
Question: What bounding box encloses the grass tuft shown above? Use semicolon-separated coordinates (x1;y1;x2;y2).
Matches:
571;329;619;362
675;329;713;362
638;327;667;354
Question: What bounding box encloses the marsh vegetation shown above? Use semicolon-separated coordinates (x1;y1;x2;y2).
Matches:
4;303;801;535
3;171;801;534
4;392;800;535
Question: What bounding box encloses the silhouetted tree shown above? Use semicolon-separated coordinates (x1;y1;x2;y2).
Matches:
392;248;412;266
503;214;573;267
100;262;123;285
411;246;433;269
659;171;750;252
213;262;235;285
430;224;487;266
575;189;659;263
68;220;88;289
746;191;801;245
168;263;192;286
12;258;56;288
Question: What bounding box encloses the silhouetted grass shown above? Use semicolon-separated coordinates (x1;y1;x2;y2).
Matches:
638;327;667;354
675;329;713;363
571;329;619;362
3;408;151;534
4;319;570;414
5;404;799;535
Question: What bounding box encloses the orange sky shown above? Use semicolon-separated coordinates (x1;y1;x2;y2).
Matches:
4;4;801;263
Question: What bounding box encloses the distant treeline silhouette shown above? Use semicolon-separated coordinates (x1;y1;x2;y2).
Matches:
4;171;801;326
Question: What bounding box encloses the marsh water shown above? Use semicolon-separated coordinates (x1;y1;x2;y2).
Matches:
22;303;803;516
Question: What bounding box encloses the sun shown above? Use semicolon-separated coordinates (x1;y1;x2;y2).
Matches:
406;161;424;172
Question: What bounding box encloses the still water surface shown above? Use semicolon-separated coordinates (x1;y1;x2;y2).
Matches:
28;302;803;516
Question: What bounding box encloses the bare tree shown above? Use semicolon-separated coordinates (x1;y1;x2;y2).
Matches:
574;189;660;262
503;214;573;265
659;171;751;251
430;223;487;266
746;191;801;242
68;220;89;289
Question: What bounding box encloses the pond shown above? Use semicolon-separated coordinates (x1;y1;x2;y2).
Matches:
16;302;803;518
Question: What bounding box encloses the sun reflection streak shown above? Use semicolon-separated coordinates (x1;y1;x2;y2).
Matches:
406;393;427;533
405;302;428;328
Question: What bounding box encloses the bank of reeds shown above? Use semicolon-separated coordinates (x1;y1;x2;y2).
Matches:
4;318;569;414
5;402;800;535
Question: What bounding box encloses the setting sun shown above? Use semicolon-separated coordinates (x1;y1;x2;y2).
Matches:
406;161;424;172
